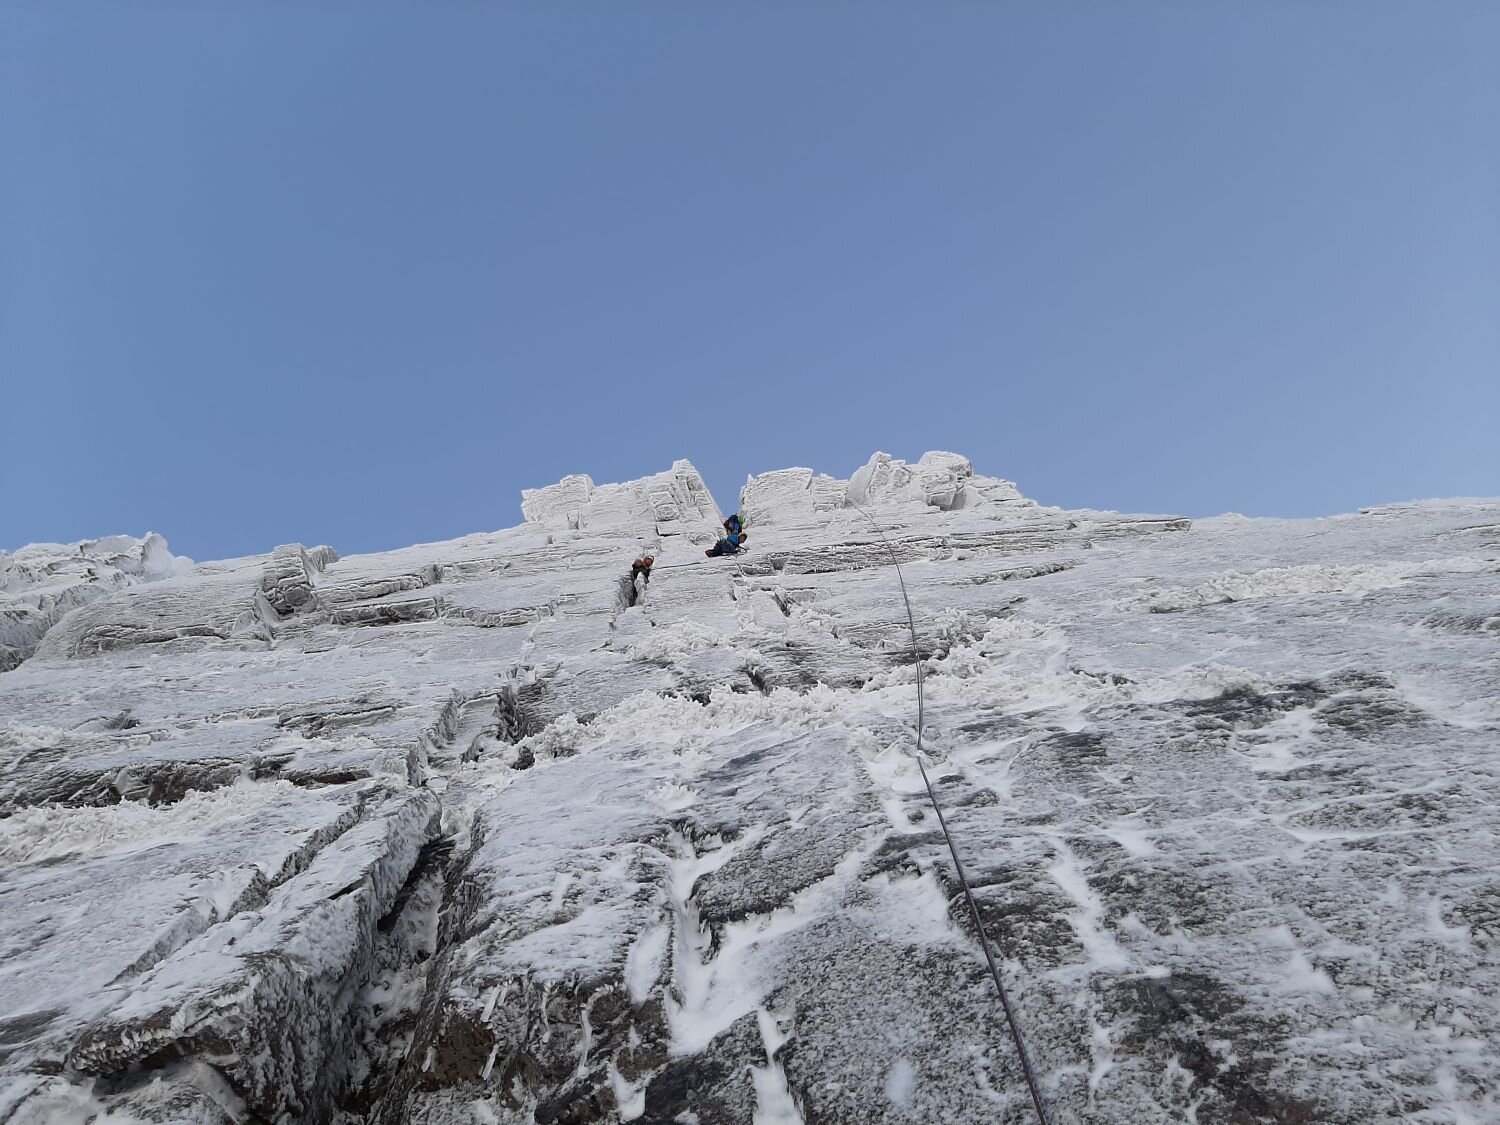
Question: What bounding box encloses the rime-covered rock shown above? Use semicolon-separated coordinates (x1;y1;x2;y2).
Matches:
847;450;1030;513
0;532;190;671
259;542;339;617
738;467;848;526
2;459;1498;1124
522;460;721;542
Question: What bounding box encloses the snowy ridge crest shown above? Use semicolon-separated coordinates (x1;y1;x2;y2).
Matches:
740;450;1033;526
518;450;1033;536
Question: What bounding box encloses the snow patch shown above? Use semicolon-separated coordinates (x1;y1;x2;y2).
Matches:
883;1056;916;1108
752;1007;804;1125
1048;841;1129;970
650;782;701;811
624;923;670;1004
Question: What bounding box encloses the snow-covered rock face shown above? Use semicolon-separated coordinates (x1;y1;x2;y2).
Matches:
0;533;191;672
2;460;1499;1125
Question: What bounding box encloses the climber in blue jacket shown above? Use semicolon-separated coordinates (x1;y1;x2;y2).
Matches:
706;514;748;557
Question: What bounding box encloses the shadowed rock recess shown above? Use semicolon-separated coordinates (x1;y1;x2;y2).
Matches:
2;452;1498;1124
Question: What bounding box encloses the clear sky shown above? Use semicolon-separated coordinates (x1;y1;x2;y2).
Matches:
3;2;1497;561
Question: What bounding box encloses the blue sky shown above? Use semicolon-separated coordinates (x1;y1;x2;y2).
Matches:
3;2;1497;560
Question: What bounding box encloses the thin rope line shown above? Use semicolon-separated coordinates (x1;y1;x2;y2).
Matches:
849;502;1051;1125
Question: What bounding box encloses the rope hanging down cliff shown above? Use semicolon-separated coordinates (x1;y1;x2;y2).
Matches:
849;502;1052;1125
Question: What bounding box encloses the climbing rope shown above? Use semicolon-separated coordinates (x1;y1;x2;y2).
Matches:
849;503;1052;1125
